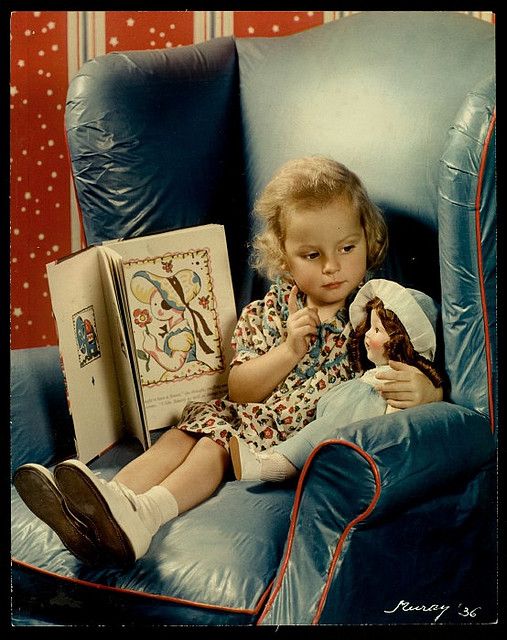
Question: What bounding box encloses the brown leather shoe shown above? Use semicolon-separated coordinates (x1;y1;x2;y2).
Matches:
54;459;151;566
13;463;104;566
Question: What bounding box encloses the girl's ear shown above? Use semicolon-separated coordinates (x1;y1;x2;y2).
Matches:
280;253;290;272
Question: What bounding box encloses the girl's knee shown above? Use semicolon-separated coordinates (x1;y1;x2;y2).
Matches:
156;428;196;448
195;436;229;460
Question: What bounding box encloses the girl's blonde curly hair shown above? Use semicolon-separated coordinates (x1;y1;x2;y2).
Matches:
251;156;388;281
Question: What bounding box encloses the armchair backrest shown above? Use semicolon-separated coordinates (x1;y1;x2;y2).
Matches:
234;10;496;429
65;11;495;427
236;11;494;292
65;37;249;298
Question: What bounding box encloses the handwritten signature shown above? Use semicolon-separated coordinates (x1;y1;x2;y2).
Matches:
384;599;481;622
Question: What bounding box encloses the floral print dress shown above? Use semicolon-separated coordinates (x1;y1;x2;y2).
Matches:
173;280;358;452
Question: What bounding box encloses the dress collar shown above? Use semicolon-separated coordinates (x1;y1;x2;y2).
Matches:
361;364;392;386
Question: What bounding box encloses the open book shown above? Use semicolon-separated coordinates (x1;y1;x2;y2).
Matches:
46;224;237;463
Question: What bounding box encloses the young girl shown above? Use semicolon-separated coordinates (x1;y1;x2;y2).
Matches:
14;157;442;567
229;278;443;482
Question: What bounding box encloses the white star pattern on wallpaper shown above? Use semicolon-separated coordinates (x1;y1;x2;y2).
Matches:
108;15;180;49
11;11;70;347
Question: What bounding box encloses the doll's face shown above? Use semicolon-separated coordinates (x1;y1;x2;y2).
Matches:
364;308;390;366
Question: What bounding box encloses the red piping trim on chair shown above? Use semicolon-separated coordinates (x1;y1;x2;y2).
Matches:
474;109;496;433
312;442;381;623
257;439;381;625
12;558;274;617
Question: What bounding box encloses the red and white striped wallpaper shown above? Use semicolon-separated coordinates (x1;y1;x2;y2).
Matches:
10;11;495;350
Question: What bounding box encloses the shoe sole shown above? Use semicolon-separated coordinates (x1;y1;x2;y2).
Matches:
229;436;243;480
54;461;136;566
13;464;102;566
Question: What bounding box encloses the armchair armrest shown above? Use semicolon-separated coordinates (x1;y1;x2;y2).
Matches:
259;402;496;625
10;347;75;475
338;401;495;520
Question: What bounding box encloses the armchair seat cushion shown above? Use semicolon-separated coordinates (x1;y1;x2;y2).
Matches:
12;399;495;625
12;437;295;625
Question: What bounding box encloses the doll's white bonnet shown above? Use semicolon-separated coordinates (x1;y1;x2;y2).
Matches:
349;279;438;361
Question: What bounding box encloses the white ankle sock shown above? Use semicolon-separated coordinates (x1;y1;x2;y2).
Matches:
115;483;179;536
260;452;297;482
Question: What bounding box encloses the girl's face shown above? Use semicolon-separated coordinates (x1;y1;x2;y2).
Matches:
364;308;390;366
283;196;367;319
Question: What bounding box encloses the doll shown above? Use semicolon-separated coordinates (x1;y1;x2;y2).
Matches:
230;278;443;482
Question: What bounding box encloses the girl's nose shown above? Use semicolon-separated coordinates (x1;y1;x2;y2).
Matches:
322;257;340;274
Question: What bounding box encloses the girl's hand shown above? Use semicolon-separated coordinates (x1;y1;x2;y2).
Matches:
228;286;318;403
375;360;443;409
286;285;319;360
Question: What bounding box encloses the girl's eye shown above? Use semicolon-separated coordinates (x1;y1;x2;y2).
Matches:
305;252;319;260
341;245;355;254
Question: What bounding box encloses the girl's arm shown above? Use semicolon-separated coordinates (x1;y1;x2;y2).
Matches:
228;342;301;403
228;286;319;404
375;360;443;409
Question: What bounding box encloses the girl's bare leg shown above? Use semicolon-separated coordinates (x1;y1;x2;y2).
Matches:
114;429;198;493
46;432;228;564
160;436;230;514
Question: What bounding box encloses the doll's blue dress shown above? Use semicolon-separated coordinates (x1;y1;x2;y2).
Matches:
274;365;390;469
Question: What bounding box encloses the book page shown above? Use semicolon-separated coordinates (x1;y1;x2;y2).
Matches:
108;225;237;430
98;247;150;451
46;248;125;463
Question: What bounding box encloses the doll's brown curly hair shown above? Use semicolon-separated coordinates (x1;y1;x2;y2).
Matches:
348;297;443;388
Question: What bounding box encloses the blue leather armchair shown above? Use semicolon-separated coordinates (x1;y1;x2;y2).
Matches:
11;11;496;625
